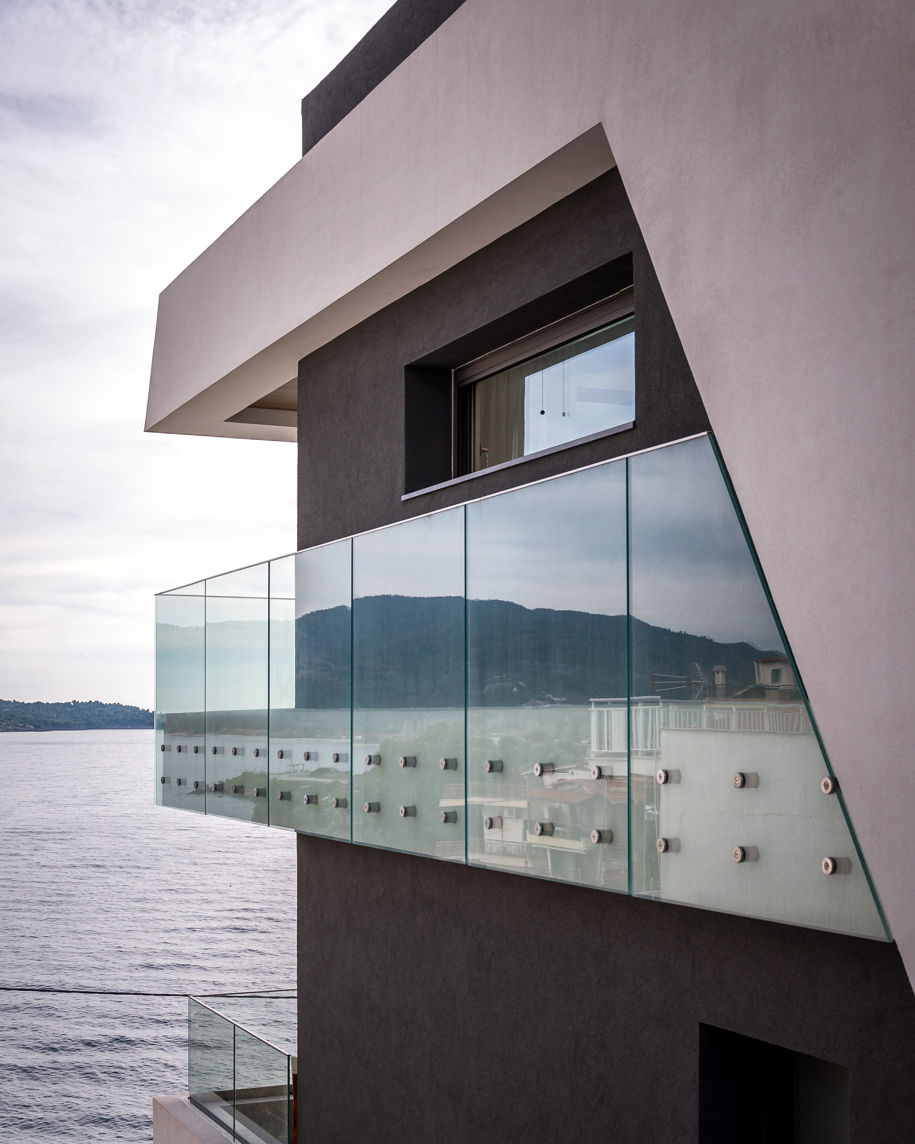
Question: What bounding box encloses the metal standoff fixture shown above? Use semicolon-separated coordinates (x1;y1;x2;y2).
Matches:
732;845;759;863
332;752;341;763
254;787;266;797
159;775;168;784
231;784;244;794
303;793;317;805
277;749;285;760
483;759;503;773
160;743;167;752
820;775;839;795
364;801;381;814
365;753;381;767
175;778;184;787
483;815;502;830
231;747;238;756
253;748;261;758
399;755;417;768
440;810;457;824
176;745;184;753
657;836;677;854
732;772;759;789
590;764;611;780
303;750;313;761
533;821;555;837
590;828;613;845
439;757;458;771
277;790;291;801
193;780;203;790
533;762;555;777
399;804;416;818
331;796;348;810
193;745;200;754
821;856;849;876
211;782;224;792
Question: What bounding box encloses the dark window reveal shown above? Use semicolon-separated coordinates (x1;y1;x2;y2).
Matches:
455;290;634;475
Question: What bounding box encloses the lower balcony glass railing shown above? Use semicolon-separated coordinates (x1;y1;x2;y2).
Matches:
188;992;296;1144
156;433;890;942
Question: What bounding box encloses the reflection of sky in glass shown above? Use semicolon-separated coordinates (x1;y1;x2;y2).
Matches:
523;323;634;455
467;462;626;615
270;554;295;601
206;561;269;599
205;596;268;711
161;579;205;598
630;436;783;650
155;594;204;713
295;539;351;617
354;508;463;600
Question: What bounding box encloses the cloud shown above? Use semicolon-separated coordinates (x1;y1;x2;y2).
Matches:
0;0;396;706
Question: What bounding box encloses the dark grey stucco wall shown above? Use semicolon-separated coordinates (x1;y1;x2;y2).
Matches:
301;0;468;156
296;834;915;1143
296;170;708;549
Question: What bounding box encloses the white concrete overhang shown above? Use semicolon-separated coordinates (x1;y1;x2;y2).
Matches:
147;0;915;989
145;0;620;441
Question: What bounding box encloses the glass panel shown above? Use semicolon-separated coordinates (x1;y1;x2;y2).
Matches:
270;542;352;837
465;315;634;471
234;1025;290;1144
155;587;205;811
353;509;464;860
466;463;628;890
206;563;269;822
188;999;234;1134
628;435;887;939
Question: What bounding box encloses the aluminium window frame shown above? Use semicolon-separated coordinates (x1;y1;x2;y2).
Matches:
451;286;635;479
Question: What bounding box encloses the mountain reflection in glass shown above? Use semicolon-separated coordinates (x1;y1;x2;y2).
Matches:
352;508;465;859
269;542;352;836
154;433;888;940
155;584;205;811
629;435;885;938
466;464;628;890
204;564;269;822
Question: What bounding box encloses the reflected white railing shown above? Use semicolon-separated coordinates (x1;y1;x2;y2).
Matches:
589;698;812;755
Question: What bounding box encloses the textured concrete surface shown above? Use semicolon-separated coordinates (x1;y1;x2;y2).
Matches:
297;832;915;1144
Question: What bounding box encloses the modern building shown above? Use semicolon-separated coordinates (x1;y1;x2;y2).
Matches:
148;1;915;1141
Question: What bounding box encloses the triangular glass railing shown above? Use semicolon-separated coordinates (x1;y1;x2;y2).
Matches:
154;434;889;941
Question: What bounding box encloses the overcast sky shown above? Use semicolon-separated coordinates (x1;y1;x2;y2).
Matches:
0;0;394;708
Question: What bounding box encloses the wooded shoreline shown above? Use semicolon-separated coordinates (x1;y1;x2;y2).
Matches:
0;699;153;732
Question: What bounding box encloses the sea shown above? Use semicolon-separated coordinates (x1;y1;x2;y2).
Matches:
0;729;297;1143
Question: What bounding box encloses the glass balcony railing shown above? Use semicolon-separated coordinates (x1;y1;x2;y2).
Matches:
188;992;296;1144
156;433;890;942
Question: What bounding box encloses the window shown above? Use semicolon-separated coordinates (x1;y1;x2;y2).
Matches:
699;1025;849;1144
455;289;634;475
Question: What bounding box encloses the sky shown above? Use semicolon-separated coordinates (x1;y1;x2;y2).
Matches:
0;0;395;709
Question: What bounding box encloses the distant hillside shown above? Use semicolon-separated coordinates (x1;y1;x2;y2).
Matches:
0;699;154;732
288;596;779;707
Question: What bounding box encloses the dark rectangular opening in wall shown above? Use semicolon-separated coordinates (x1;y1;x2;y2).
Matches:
403;254;634;496
403;364;453;492
699;1024;849;1144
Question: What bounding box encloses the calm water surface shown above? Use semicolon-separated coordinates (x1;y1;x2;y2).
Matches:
0;729;296;1142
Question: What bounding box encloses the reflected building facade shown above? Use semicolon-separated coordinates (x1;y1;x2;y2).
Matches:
148;2;915;1141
